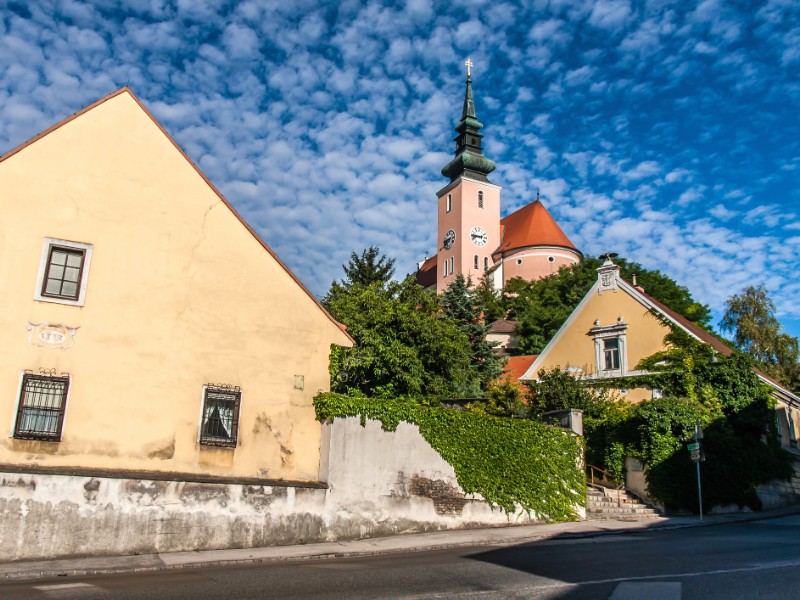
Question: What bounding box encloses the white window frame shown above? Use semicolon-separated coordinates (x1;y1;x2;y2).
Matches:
34;238;93;307
590;322;628;376
197;384;242;448
449;256;454;275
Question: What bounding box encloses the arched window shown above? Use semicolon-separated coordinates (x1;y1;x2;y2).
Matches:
446;194;452;213
484;257;489;270
444;258;449;277
478;191;484;209
474;255;479;269
450;256;454;274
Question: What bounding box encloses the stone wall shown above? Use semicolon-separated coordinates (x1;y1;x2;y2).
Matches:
0;417;554;561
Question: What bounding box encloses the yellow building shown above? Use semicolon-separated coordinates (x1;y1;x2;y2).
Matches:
521;256;800;447
0;87;353;484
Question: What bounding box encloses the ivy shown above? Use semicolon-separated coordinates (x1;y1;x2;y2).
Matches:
314;392;585;520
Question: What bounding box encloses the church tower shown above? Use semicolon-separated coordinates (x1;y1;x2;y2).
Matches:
435;62;501;293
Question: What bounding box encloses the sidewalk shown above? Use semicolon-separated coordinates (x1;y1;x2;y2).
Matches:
3;505;799;581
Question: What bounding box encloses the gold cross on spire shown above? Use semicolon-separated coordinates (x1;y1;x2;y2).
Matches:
465;58;473;77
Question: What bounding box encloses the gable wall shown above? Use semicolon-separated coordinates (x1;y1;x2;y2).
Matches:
534;285;670;401
0;92;350;482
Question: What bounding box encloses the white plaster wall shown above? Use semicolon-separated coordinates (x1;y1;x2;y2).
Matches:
0;416;563;561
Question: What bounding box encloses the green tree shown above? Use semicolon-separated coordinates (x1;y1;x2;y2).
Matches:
525;367;630;479
719;284;800;392
440;274;506;393
326;277;472;399
323;246;396;308
473;271;505;323
627;330;792;511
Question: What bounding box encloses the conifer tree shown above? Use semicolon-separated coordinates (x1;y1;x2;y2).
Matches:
440;274;506;393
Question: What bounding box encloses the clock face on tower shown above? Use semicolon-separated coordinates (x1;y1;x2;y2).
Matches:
470;226;488;247
443;229;456;250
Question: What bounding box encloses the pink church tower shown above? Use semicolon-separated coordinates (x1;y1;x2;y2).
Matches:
416;62;581;293
435;63;501;293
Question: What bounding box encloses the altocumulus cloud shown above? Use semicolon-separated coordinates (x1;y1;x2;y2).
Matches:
1;0;799;335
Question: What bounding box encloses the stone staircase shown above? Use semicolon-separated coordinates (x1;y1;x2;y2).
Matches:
586;486;662;520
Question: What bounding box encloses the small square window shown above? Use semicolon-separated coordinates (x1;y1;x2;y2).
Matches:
34;238;93;306
199;386;241;447
14;373;70;441
43;246;85;300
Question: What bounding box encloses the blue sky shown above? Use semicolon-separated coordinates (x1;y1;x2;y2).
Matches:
2;0;799;339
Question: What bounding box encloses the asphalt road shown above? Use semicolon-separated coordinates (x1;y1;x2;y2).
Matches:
3;515;800;599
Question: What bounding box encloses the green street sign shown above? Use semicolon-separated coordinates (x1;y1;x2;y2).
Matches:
688;442;700;451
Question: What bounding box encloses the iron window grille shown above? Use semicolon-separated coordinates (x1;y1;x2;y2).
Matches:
14;373;69;441
42;245;86;301
478;191;484;208
200;385;241;447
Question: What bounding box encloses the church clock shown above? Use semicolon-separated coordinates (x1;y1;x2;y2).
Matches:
470;226;488;247
443;229;456;250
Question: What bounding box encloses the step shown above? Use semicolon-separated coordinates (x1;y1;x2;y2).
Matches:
587;506;659;514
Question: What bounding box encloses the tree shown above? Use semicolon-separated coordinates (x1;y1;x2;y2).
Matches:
326;277;473;399
720;284;800;392
473;271;505;323
440;274;506;393
323;247;396;308
525;367;629;478
628;330;792;511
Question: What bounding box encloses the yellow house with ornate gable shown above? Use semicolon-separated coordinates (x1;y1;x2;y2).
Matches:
521;257;800;445
0;87;353;484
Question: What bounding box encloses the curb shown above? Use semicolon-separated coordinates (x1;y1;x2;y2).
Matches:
3;508;799;582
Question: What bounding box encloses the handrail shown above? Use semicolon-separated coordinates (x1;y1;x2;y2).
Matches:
586;464;623;490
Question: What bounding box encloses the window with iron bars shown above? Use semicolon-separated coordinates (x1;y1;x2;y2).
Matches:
14;373;69;441
199;385;241;447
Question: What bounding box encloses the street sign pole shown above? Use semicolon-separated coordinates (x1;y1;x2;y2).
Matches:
694;422;703;521
696;460;703;521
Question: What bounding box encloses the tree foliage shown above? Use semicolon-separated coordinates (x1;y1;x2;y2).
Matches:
720;284;800;392
326;278;473;399
323;246;396;308
525;368;631;480
587;330;791;511
524;328;793;511
440;274;506;393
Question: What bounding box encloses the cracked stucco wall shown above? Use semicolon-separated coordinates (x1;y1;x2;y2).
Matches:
1;417;545;561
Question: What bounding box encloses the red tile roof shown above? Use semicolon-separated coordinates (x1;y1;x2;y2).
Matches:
503;355;538;382
497;200;579;254
489;319;518;334
416;255;437;288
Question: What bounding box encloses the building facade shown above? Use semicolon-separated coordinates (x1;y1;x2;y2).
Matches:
0;87;353;485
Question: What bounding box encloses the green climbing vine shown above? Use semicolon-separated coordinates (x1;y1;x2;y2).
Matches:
314;392;585;520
